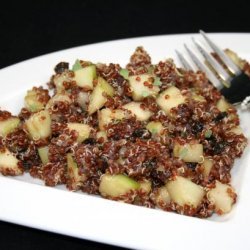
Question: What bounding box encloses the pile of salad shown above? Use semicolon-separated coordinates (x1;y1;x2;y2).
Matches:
0;47;247;218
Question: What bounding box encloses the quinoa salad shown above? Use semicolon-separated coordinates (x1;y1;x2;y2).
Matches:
0;47;248;218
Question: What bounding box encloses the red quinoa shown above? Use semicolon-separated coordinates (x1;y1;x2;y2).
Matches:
0;47;247;218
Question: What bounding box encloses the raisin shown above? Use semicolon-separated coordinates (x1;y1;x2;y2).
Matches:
207;136;226;154
150;170;165;187
186;162;197;170
83;138;96;145
213;112;227;122
116;75;126;86
54;62;69;74
206;135;215;141
97;157;108;172
176;104;192;123
22;161;32;170
132;128;151;139
191;122;204;134
143;159;156;168
112;134;121;140
213;142;226;154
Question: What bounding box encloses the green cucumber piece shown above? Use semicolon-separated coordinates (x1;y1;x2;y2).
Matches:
123;102;152;121
25;110;51;140
73;65;96;90
38;146;49;164
128;74;160;101
146;121;163;135
99;174;140;197
0;117;20;137
67;123;91;143
72;59;82;71
25;89;45;112
67;153;86;190
0;148;22;175
88;77;114;115
156;86;186;115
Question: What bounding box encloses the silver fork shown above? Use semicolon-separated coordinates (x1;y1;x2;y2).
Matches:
176;30;250;110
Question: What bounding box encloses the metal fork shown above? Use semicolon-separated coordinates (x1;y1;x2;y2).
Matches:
176;30;250;110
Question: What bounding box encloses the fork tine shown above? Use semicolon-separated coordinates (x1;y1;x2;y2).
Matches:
184;44;223;90
199;30;241;75
192;37;231;84
175;50;194;71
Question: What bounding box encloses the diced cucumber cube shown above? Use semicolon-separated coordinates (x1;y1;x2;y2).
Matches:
139;179;152;194
53;71;73;93
192;93;206;102
128;74;160;101
38;146;49;164
0;148;22;175
166;176;205;208
216;98;230;112
67;123;91;143
73;65;96;90
0;117;20;137
229;126;243;135
98;108;126;130
25;89;45;112
99;174;140;197
202;158;213;177
67;153;86;190
173;142;203;163
88;77;114;115
46;93;71;109
96;131;108;142
154;186;171;207
25;110;52;140
146;121;163;135
156;86;186;115
123;102;152;121
207;181;235;214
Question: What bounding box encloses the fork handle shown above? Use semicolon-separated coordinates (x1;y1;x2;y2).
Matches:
220;72;250;104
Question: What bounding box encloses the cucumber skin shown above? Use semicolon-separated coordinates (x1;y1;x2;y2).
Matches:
99;174;140;198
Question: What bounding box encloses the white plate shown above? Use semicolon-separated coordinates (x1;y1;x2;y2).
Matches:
0;33;250;250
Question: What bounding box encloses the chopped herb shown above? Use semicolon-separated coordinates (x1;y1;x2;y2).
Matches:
142;91;149;97
205;129;212;138
119;69;129;79
179;147;188;160
153;76;162;86
72;59;82;71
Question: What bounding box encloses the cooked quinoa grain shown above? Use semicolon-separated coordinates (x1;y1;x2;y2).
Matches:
0;47;247;218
